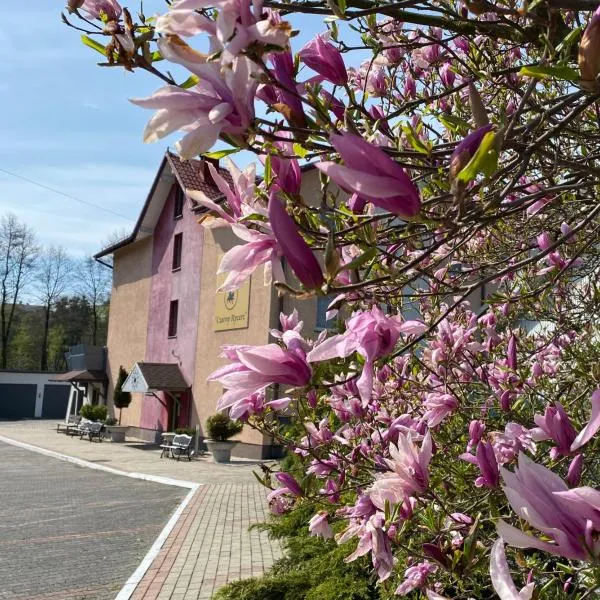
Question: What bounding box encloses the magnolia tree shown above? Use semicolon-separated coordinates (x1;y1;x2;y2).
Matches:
65;0;600;597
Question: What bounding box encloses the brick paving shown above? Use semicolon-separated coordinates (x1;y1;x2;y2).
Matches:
0;441;186;600
0;421;283;599
131;484;280;600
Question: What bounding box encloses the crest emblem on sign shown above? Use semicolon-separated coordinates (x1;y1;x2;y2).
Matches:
225;290;238;310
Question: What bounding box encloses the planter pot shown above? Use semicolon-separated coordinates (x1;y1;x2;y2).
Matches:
107;425;129;443
205;439;237;463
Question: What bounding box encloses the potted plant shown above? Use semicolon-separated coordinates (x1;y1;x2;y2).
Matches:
108;366;132;442
205;413;243;463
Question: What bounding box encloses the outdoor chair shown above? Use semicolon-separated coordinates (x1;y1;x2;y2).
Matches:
56;415;81;434
85;422;105;442
67;419;91;437
160;434;194;461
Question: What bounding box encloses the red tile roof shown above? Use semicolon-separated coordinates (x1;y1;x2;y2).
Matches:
95;151;232;258
166;151;233;200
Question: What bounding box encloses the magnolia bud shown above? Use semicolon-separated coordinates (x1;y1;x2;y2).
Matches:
67;0;85;12
468;83;489;128
579;7;600;92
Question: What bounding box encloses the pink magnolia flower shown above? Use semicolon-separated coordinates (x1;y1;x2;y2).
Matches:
131;58;256;159
507;334;517;370
423;392;458;427
571;389;600;451
531;402;577;458
449;124;494;181
265;136;302;195
299;35;347;85
369;431;433;507
536;231;553;251
440;63;455;88
155;9;216;36
188;159;258;226
267;50;306;127
342;514;395;581
217;225;282;291
579;5;600;91
498;453;600;560
274;472;303;496
74;0;122;20
403;74;417;99
315;133;421;219
532;390;600;455
208;343;311;412
567;454;583;487
308;511;333;539
320;89;346;120
307;306;404;401
395;561;437;596
157;0;290;53
460;440;499;488
229;392;265;420
489;539;535;600
268;195;324;289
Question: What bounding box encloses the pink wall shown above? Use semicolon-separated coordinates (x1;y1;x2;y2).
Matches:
140;184;204;430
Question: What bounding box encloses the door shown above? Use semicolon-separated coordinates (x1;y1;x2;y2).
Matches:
41;385;70;419
0;384;36;419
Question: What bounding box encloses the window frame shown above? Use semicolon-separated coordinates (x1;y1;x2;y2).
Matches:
168;300;179;338
172;232;183;271
173;186;184;220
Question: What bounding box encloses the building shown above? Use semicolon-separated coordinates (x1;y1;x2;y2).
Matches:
95;151;326;458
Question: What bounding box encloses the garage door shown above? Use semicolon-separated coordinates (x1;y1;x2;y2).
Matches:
41;385;70;419
0;384;36;419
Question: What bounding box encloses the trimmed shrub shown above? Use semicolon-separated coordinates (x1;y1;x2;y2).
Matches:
80;404;108;422
206;413;243;441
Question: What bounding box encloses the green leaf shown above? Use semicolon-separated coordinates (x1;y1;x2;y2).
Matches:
439;114;470;136
457;131;498;183
519;64;579;82
180;74;199;89
341;247;377;272
151;50;163;62
402;125;430;155
556;27;582;53
81;34;107;56
293;143;309;159
264;153;272;187
204;148;240;160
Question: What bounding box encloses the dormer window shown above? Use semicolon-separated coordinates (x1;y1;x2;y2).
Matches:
174;186;184;219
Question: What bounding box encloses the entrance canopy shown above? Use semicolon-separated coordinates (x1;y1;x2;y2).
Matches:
122;362;188;393
51;370;107;383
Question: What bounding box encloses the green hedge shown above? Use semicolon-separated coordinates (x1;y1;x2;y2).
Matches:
213;502;392;600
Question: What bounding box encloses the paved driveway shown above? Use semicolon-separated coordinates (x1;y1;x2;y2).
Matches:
0;441;187;600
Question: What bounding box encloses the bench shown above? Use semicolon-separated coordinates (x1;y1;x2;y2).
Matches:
160;434;194;461
56;416;81;434
66;419;92;437
84;422;105;442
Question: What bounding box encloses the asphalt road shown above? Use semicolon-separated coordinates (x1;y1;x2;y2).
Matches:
0;441;186;599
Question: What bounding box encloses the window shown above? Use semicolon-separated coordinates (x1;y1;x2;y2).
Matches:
172;233;183;271
316;295;335;330
174;186;184;219
168;300;179;337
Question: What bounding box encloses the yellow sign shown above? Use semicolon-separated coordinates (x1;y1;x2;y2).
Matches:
214;275;250;331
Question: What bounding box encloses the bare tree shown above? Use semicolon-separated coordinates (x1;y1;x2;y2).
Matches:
96;227;130;269
0;214;38;368
77;257;111;346
36;247;71;371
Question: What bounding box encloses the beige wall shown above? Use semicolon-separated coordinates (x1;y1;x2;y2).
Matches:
192;227;273;448
106;237;153;426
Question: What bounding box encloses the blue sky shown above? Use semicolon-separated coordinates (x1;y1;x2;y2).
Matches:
0;3;328;257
